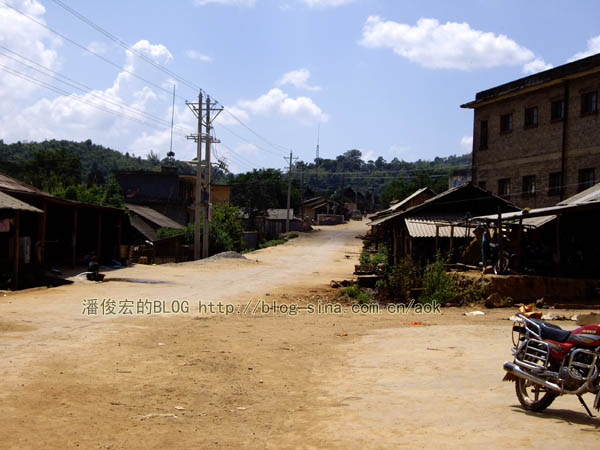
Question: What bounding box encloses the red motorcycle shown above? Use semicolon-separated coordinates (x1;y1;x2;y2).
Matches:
504;314;600;416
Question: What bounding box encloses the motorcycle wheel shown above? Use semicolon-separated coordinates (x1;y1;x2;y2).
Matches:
494;251;510;275
515;378;557;412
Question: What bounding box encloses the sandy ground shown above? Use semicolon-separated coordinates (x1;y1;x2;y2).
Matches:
1;220;599;449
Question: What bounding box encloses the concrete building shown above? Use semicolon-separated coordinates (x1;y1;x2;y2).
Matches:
462;53;600;208
116;166;232;225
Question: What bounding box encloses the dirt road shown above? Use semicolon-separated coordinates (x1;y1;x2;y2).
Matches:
1;221;598;449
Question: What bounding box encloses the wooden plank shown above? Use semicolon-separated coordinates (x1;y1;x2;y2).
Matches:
72;208;78;268
97;211;102;260
13;210;20;290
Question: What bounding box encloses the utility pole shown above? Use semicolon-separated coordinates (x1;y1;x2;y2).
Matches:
284;150;298;233
203;95;212;259
193;91;202;260
186;92;222;260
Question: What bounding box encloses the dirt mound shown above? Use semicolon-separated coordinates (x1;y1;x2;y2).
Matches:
204;251;248;261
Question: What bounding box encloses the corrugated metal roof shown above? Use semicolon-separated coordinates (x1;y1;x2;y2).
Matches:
475;200;600;222
368;213;398;226
0;172;49;196
125;204;183;229
521;215;556;228
129;214;159;241
558;182;600;205
0;191;43;213
405;217;474;238
368;187;434;223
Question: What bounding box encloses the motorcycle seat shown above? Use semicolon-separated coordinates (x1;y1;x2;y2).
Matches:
529;318;572;343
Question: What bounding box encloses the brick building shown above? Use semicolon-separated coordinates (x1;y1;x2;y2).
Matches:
461;53;600;208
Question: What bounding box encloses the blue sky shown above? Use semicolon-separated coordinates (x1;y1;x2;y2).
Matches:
1;0;599;173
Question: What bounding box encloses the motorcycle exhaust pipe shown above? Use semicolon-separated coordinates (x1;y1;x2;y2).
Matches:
503;362;563;394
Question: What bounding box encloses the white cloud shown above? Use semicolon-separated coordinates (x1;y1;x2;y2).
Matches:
0;37;190;155
302;0;354;8
359;16;538;71
569;35;600;62
214;106;250;126
278;68;321;91
0;0;59;106
194;0;255;6
362;150;375;162
185;49;213;63
522;57;553;74
87;40;108;55
238;88;329;124
460;136;473;152
126;40;173;66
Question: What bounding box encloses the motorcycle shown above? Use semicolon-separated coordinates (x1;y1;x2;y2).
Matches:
503;313;600;416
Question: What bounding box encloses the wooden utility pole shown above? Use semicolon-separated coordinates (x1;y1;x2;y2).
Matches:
186;92;222;259
203;95;211;259
194;91;203;260
284;150;298;233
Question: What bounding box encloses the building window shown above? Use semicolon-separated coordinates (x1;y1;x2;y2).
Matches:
498;178;511;197
522;175;536;195
548;172;563;196
578;168;595;192
581;91;598;115
524;107;538;127
478;180;486;190
479;120;488;149
500;113;513;132
551;99;565;120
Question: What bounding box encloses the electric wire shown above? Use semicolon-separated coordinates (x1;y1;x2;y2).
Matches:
41;0;290;157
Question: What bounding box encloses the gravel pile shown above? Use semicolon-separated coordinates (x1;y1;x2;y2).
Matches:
204;251;248;261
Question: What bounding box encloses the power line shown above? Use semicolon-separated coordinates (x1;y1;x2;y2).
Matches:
48;0;201;93
40;0;290;157
0;45;193;133
0;63;190;137
0;0;185;101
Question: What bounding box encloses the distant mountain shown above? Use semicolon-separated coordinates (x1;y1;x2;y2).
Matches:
0;139;160;180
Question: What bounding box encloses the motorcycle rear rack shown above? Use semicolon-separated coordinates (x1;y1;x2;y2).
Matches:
515;338;551;371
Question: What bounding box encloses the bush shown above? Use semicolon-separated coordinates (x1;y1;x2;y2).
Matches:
210;203;244;253
388;256;421;302
360;245;389;269
420;254;457;305
157;204;244;254
339;284;371;304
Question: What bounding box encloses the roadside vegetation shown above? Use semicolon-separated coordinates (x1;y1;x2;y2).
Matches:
255;232;300;250
351;247;489;306
156;203;244;255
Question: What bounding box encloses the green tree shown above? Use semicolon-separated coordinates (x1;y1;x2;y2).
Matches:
231;169;300;220
101;176;125;208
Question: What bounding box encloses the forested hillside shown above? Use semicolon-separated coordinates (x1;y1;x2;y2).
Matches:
0;140;471;210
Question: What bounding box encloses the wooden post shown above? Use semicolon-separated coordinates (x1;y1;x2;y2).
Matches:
556;215;561;275
117;214;122;260
97;211;102;261
36;200;47;265
497;209;503;257
72;208;78;268
13;210;20;290
449;225;454;253
435;224;439;252
518;218;524;272
392;225;398;265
